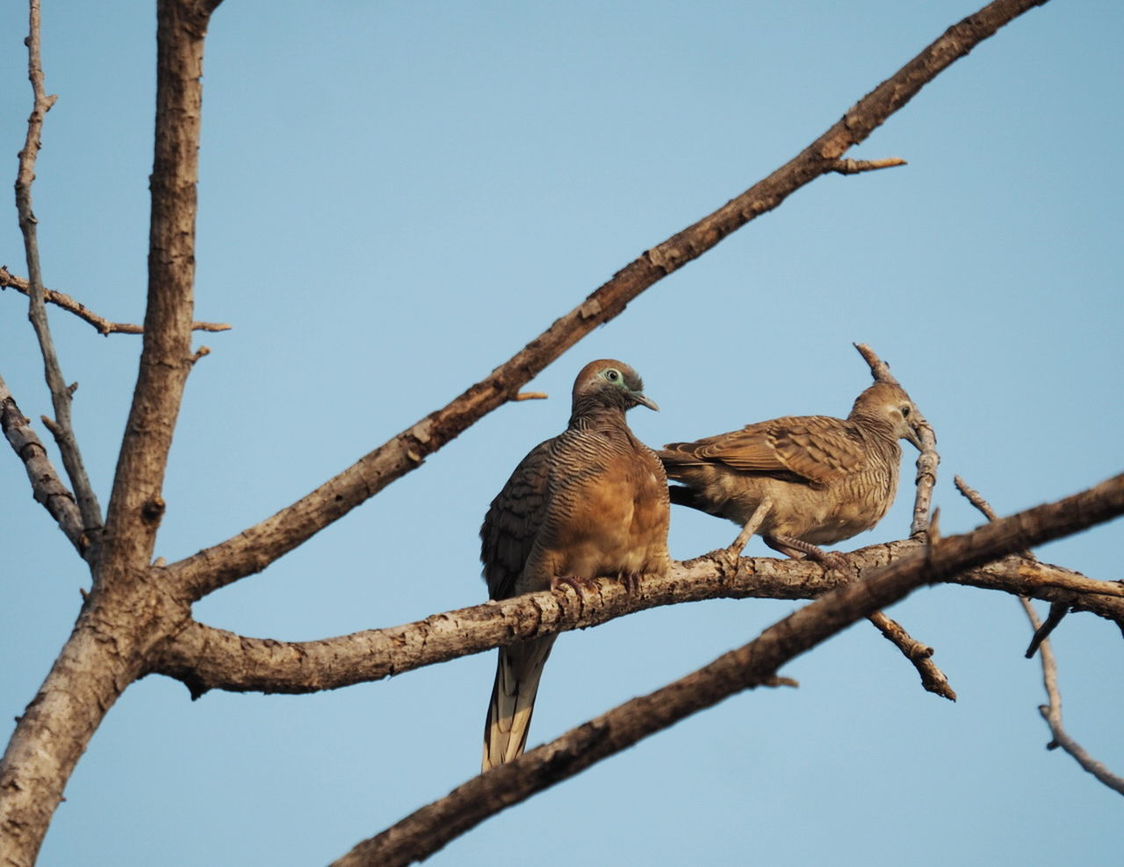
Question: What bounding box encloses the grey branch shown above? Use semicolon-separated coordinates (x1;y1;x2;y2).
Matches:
14;0;102;539
0;267;231;335
334;469;1124;866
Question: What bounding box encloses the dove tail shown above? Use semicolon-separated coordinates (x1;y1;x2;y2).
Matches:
482;636;556;772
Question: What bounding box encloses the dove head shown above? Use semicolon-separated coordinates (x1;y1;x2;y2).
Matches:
850;381;924;450
571;359;659;416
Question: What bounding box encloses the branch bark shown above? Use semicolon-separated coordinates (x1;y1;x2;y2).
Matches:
97;0;219;578
150;474;1124;698
0;3;224;863
335;469;1124;866
0;373;87;554
1023;601;1124;796
0;267;232;335
164;0;1053;603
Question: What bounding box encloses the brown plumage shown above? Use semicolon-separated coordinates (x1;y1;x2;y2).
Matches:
658;381;922;560
480;359;670;771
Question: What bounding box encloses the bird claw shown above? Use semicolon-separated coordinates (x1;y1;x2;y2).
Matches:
553;575;596;596
620;572;643;594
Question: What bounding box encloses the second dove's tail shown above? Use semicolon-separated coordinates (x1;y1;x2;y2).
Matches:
482;635;556;772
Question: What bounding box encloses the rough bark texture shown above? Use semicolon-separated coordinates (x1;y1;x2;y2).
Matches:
98;0;211;577
150;475;1124;698
0;3;220;863
0;374;86;554
335;470;1124;867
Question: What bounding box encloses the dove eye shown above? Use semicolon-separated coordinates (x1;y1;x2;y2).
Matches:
605;369;621;382
900;405;911;418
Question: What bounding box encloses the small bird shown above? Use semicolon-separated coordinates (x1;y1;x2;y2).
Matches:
658;381;922;562
480;359;670;771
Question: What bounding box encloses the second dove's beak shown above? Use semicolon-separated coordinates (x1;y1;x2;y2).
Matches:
905;423;924;451
632;391;660;412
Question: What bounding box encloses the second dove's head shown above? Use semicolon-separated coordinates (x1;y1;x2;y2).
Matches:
851;381;924;449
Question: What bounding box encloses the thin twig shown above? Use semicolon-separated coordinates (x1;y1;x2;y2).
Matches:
335;472;1124;866
1021;600;1124;795
0;267;231;335
954;475;1069;654
15;1;102;539
513;392;548;401
849;344;950;697
853;343;939;537
830;157;908;174
954;476;1122;795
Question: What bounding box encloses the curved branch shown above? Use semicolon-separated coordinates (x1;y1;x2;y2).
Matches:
335;468;1122;867
0;267;231;335
150;474;1124;697
0;373;87;554
163;0;1051;602
1023;601;1124;795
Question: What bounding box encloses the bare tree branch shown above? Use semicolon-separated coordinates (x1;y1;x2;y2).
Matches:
854;342;939;537
14;0;102;540
954;474;1071;656
165;0;1051;603
0;4;224;862
0;267;232;335
150;474;1124;698
955;477;1123;795
1022;600;1124;796
0;372;87;554
97;0;219;578
336;471;1123;867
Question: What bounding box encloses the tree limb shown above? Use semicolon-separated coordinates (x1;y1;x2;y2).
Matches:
1022;600;1124;796
164;0;1053;603
150;474;1124;697
334;469;1124;866
0;267;232;335
0;372;87;554
955;476;1123;795
97;0;219;579
14;0;103;540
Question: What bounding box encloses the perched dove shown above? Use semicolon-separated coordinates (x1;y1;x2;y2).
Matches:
658;382;922;561
480;359;670;771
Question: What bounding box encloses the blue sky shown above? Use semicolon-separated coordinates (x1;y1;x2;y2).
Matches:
1;1;1121;864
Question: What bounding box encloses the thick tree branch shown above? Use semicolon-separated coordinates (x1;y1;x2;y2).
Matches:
15;0;102;540
98;0;219;578
0;267;231;335
0;373;87;554
336;470;1122;866
150;474;1124;697
164;0;1051;602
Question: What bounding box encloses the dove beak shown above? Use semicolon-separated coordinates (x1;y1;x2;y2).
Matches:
905;422;924;451
632;391;660;412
